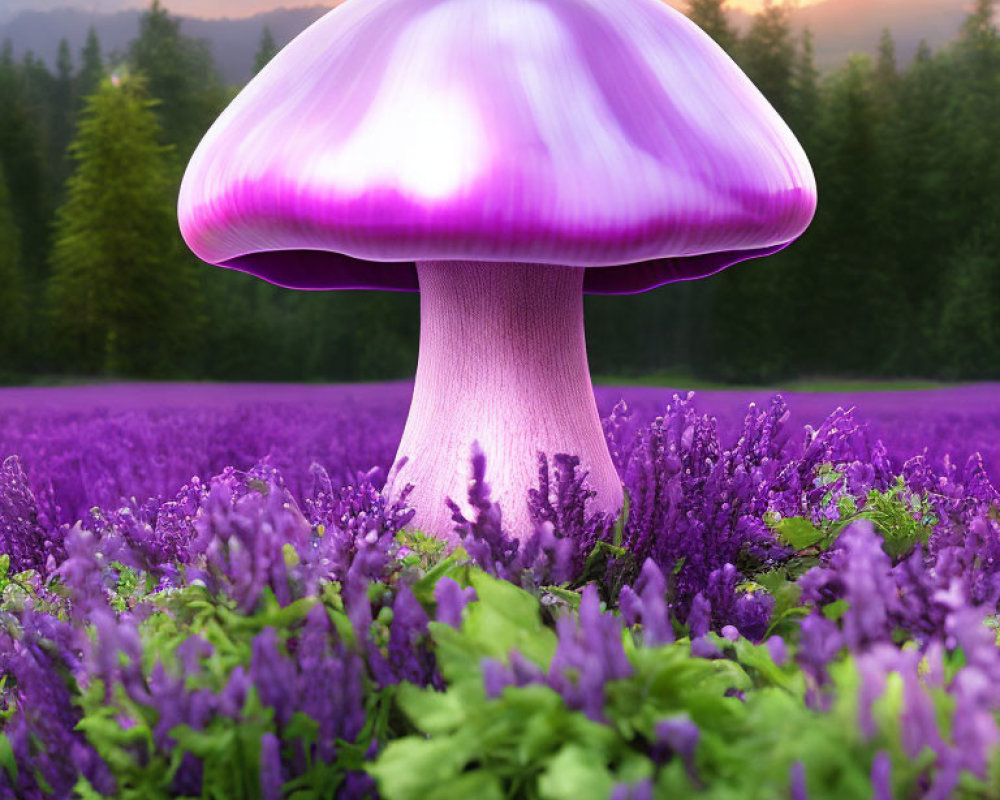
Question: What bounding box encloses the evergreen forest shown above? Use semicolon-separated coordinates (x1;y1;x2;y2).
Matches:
1;0;998;384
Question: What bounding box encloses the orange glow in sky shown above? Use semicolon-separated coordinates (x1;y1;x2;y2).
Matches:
722;0;824;10
161;0;829;20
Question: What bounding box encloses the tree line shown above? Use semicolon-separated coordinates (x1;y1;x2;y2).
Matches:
0;0;997;383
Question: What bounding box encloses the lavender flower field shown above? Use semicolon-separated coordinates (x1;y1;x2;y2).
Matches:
2;382;1000;799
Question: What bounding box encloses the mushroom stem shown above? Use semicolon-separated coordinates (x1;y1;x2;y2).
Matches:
388;260;623;542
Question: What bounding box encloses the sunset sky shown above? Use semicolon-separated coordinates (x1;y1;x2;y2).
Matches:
5;0;828;21
160;0;826;17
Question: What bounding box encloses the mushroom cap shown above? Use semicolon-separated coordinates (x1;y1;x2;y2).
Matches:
178;0;816;295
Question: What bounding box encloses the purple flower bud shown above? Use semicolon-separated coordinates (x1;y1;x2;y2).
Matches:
259;733;283;800
691;635;722;659
871;752;892;800
434;577;476;628
766;636;788;666
250;628;297;728
654;716;700;783
789;761;808;800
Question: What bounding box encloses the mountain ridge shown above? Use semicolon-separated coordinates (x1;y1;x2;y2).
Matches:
0;0;971;84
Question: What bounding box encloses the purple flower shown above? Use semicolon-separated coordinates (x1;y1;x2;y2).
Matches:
187;475;314;612
548;586;631;722
766;635;788;666
653;716;700;784
796;614;843;708
871;751;892;800
527;452;615;574
448;445;597;587
0;455;61;573
251;628;298;728
447;443;519;579
619;559;673;646
610;779;653;800
259;733;284;800
789;761;808;800
434;577;476;629
305;462;413;583
385;585;438;687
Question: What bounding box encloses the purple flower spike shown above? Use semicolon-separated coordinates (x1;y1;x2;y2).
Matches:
765;636;789;666
0;455;60;573
655;716;701;784
548;585;631;721
790;761;809;800
259;733;284;800
619;558;673;646
870;751;892;800
610;779;653;800
179;0;815;541
434;577;476;629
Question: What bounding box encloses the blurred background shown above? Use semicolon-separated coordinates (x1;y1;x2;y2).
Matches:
0;0;996;386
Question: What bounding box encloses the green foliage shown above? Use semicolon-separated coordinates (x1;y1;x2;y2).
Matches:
0;163;26;373
78;28;105;102
2;0;1000;381
763;467;936;565
73;581;356;798
0;508;992;800
737;0;796;118
0;43;52;289
128;0;228;160
939;230;1000;379
254;26;279;76
686;0;738;55
371;572;932;800
47;74;201;375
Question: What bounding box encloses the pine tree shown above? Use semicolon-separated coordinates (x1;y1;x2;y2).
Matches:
738;0;796;117
686;0;738;55
0;163;25;369
56;39;73;90
254;25;278;75
48;75;199;375
0;45;51;282
960;0;998;54
939;230;1000;378
129;0;226;158
49;39;76;192
78;28;103;101
874;29;898;90
790;28;820;139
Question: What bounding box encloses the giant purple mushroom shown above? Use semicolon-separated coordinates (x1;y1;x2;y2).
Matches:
178;0;816;541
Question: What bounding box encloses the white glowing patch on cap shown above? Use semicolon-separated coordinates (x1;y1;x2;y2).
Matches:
317;87;484;201
314;0;486;201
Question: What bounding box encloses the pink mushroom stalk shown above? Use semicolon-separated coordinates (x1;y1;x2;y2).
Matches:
177;0;817;541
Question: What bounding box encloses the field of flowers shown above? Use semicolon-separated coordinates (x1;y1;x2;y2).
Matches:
1;382;999;799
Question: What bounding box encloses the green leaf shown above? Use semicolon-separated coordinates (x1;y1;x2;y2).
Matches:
368;737;473;800
823;599;850;622
411;548;472;606
775;517;824;551
463;570;557;667
613;491;630;549
396;681;479;736
426;771;504;800
0;733;17;782
73;776;108;799
540;585;582;610
733;638;802;694
538;745;615;800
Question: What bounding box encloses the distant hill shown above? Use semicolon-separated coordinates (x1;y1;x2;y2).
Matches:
0;6;331;84
790;0;968;69
0;0;972;84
